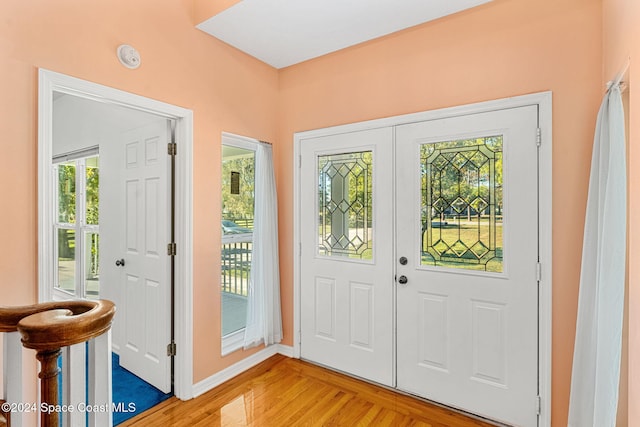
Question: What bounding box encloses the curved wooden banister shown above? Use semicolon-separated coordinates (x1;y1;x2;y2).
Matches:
0;300;114;333
16;300;115;350
0;300;115;427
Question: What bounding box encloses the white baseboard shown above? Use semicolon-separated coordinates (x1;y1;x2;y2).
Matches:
191;344;295;398
277;344;294;358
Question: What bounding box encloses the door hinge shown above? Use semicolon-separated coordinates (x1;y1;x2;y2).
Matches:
167;342;177;357
168;242;177;256
299;154;302;168
536;128;542;147
535;395;541;415
536;262;542;282
168;142;177;156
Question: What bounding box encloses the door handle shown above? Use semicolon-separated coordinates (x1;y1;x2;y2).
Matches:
398;275;408;285
115;258;125;267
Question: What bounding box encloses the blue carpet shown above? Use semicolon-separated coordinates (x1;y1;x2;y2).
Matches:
58;352;172;425
112;353;172;425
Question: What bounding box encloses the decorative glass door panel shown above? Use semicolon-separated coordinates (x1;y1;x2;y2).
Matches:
396;106;539;427
318;151;373;260
421;137;503;272
301;128;393;387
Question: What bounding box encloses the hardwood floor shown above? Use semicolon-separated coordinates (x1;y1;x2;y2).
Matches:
120;355;497;427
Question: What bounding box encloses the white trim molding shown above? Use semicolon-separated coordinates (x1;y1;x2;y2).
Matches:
537;92;553;427
277;344;295;358
192;345;294;397
38;69;195;400
221;329;245;357
293;92;553;427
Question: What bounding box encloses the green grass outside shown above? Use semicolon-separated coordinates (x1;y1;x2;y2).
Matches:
423;218;503;272
316;217;503;272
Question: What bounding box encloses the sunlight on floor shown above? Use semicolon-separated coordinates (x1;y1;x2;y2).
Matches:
220;392;253;425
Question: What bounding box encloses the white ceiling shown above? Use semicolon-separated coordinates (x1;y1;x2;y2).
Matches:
197;0;492;69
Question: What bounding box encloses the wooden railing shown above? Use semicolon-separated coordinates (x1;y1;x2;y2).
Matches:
1;300;115;427
221;235;252;296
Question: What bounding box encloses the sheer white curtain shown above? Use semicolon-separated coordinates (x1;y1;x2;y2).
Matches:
243;143;283;349
568;84;626;426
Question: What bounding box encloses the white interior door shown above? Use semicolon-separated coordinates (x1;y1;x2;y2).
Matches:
395;106;539;426
300;127;394;386
101;119;172;393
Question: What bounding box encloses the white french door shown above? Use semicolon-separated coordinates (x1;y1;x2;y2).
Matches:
395;106;539;426
300;127;394;386
299;105;541;426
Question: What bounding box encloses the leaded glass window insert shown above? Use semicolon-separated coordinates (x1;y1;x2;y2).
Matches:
318;151;373;259
421;137;503;272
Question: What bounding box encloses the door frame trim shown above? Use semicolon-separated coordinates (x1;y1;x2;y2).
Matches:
37;69;195;400
293;92;552;426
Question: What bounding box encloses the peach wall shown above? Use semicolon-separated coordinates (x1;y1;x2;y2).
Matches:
0;0;627;424
193;0;241;25
277;0;602;424
603;0;640;425
0;0;279;384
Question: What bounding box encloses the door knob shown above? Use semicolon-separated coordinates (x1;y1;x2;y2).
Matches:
115;259;125;267
399;256;408;265
398;275;408;285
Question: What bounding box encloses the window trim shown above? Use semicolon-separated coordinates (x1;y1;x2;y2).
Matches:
53;145;98;163
221;329;245;356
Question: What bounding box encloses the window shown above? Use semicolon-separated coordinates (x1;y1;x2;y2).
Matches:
53;153;100;299
420;137;503;272
221;138;256;354
317;151;373;259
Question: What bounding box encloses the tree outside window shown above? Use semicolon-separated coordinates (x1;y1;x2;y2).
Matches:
54;155;100;299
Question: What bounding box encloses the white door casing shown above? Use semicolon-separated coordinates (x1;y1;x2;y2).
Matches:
100;123;125;356
395;106;539;426
102;120;172;393
39;69;194;399
300;127;394;386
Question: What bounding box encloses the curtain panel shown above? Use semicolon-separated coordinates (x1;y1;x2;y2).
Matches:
568;84;626;426
243;143;283;349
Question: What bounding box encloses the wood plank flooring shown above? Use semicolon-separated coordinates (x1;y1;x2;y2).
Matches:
120;355;497;427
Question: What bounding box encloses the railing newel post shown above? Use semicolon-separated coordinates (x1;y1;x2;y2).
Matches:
1;300;115;427
36;348;62;427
